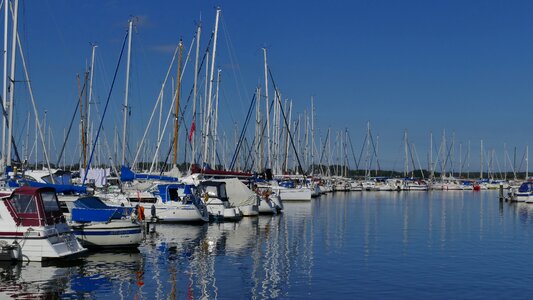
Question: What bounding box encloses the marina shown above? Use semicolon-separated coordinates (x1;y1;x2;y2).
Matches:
0;191;533;298
0;1;530;298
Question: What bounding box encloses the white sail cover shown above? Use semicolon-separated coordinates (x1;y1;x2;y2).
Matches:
213;178;258;207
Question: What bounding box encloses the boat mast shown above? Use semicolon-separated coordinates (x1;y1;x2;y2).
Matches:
255;86;262;171
311;96;315;175
263;48;270;171
87;44;97;165
1;0;7;171
6;0;18;168
121;19;133;167
172;39;183;168
526;144;529;179
203;7;220;165
429;131;433;179
480;139;483;179
190;23;201;170
212;68;221;167
404;129;408;177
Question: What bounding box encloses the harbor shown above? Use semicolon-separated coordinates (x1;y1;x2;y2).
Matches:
0;1;532;299
2;190;533;298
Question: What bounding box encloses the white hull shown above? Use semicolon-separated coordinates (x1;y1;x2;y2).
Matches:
258;197;277;214
206;202;243;221
0;224;85;262
146;202;209;222
71;220;143;248
272;187;312;201
515;194;531;202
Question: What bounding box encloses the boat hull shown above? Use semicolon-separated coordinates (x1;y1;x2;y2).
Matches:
71;220;143;248
0;225;86;262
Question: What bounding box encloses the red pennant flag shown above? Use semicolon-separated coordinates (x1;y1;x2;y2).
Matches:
189;120;195;142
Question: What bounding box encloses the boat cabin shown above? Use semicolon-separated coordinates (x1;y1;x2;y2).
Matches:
199;181;229;201
2;186;65;227
156;184;197;203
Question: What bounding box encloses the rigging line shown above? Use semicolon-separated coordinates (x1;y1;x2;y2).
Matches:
229;93;256;170
367;127;381;171
356;131;367;171
56;79;87;166
267;68;305;175
346;130;359;170
177;31;214;122
220;16;248;113
317;129;330;173
149;31;214;171
82;31;128;185
0;94;21;164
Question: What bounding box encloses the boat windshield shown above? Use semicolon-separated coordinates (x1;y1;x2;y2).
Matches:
518;182;533;193
9;194;37;214
205;186;218;197
41;191;61;213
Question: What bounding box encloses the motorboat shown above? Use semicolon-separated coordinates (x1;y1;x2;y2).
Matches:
149;184;210;223
69;196;143;248
212;178;259;216
0;186;86;262
198;181;243;221
514;182;533;202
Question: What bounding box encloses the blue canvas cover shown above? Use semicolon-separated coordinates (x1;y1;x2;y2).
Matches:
71;197;127;222
20;180;88;194
518;182;533;193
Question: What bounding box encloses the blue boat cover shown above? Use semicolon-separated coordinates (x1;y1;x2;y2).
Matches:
518;182;533;193
120;166;179;182
20;180;88;194
72;197;129;222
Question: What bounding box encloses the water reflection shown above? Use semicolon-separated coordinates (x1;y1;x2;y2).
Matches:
0;261;71;299
3;191;533;298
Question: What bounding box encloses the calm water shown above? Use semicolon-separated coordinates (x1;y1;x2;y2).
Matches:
2;191;533;299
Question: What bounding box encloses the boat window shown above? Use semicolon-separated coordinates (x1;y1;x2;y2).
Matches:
219;187;227;198
205;186;218;197
168;188;179;201
9;194;37;214
41;191;61;213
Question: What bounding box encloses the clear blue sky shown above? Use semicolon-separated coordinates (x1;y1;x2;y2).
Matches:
9;0;533;173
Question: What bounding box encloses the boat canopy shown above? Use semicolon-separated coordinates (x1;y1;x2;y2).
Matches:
71;197;131;222
3;186;64;227
518;182;533;193
156;184;195;203
213;178;258;207
20;180;88;194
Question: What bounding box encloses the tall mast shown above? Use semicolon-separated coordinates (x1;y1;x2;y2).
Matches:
87;44;97;163
256;87;262;171
480;139;483;179
212;68;221;167
6;0;19;168
172;39;183;168
526;145;529;179
121;19;133;167
429;132;433;178
2;0;8;170
404;130;408;177
190;23;201;169
203;8;220;164
263;48;270;170
311;97;315;175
